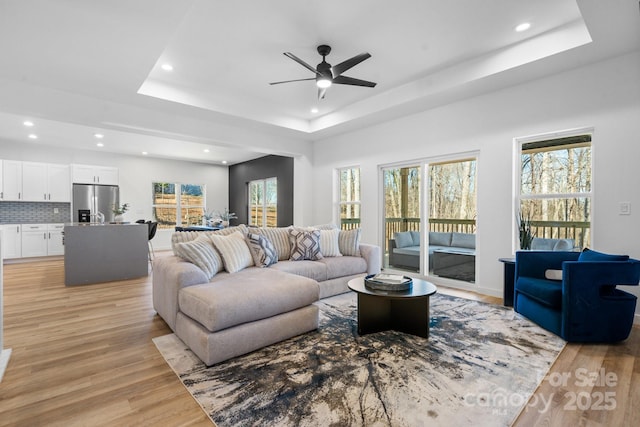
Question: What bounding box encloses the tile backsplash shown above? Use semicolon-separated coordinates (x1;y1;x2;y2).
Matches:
0;202;72;224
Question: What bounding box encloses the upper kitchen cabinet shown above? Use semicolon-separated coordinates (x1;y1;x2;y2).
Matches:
22;162;71;202
72;164;118;185
2;160;23;201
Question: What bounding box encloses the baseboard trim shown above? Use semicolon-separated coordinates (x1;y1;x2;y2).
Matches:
634;313;640;325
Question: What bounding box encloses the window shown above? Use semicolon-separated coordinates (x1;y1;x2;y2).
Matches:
517;133;592;248
248;178;277;227
152;182;205;229
338;167;361;230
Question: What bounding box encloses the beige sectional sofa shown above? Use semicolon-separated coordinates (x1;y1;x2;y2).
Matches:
153;224;380;366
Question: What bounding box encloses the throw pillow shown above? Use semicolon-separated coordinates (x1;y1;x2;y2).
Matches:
339;228;361;256
319;229;342;257
245;232;278;267
289;228;323;261
578;248;629;262
394;231;414;248
252;227;292;261
174;234;220;280
429;232;451;247
544;269;563;281
311;223;339;230
209;231;254;273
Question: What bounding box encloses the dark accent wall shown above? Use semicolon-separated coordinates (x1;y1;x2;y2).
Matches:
228;155;294;227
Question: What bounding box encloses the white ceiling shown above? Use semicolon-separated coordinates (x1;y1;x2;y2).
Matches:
0;0;638;165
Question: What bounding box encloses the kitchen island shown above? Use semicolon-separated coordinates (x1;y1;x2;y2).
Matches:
64;223;148;286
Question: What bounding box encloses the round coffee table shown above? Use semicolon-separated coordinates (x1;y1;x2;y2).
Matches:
348;277;437;338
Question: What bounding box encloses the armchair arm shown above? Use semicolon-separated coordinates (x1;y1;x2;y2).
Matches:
515;250;580;280
561;260;640;341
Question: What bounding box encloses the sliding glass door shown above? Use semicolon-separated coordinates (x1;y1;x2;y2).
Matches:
383;165;422;272
382;156;477;283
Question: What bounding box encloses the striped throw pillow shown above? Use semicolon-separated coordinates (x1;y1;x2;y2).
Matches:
209;231;254;273
338;228;361;256
174;234;220;279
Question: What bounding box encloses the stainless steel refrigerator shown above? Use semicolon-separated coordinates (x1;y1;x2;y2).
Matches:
72;184;120;223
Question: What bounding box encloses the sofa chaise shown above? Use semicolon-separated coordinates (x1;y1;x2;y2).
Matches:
153;224;380;365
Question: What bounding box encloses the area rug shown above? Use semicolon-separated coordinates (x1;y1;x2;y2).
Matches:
153;292;565;427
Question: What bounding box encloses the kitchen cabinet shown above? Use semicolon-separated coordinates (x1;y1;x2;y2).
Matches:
71;164;118;185
21;224;48;258
22;162;70;202
1;225;21;259
47;224;65;256
2;160;22;201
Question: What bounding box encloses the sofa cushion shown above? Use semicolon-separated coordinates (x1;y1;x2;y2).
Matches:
393;246;420;256
245;232;278;267
270;260;328;282
578;248;629;262
531;237;574;251
317;256;367;280
179;268;319;333
394;231;414;248
289;228;323;261
339;228;361;256
174;234;220;280
252;227;292;261
429;232;451;247
516;277;562;309
319;229;342;257
451;232;475;249
210;231;254;273
410;231;421;246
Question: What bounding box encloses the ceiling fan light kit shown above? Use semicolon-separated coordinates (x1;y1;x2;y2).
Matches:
270;44;376;99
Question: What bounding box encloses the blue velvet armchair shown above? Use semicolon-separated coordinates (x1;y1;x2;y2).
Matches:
514;250;640;342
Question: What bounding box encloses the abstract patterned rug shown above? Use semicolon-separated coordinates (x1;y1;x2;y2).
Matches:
154;292;565;427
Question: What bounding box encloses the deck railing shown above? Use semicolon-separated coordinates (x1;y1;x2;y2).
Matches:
340;218;590;251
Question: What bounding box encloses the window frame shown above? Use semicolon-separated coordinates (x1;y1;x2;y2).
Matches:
336;166;361;229
152;182;206;229
514;127;593;251
248;177;277;227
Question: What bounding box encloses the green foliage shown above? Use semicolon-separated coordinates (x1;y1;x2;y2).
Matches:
518;211;534;250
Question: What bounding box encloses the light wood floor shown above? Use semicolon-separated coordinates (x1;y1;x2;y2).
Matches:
1;255;638;426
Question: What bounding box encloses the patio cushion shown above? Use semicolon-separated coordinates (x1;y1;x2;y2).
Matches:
394;231;414;248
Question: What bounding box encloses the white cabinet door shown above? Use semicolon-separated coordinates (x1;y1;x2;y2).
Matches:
47;164;71;202
22;162;48;201
21;224;48;258
0;160;3;199
2;160;23;200
47;224;65;255
71;164;97;184
95;166;118;185
1;225;21;259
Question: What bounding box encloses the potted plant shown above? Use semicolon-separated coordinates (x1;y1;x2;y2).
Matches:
215;208;237;228
517;211;534;250
112;203;129;223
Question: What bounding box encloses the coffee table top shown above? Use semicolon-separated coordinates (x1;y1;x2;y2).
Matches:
348;276;437;299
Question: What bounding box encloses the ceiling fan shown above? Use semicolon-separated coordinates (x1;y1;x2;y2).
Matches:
269;45;376;99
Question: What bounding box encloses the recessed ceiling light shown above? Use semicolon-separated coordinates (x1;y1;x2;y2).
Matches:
311;108;319;114
23;121;34;127
94;133;104;139
142;151;148;155
203;148;210;153
28;134;38;139
515;22;531;32
96;142;104;147
161;63;174;72
221;160;228;165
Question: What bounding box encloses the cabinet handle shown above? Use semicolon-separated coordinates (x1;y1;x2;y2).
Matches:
16;226;19;232
44;232;46;240
44;193;47;200
19;192;21;199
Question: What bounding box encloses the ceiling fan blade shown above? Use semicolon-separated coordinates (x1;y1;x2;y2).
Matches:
269;77;316;85
318;87;327;100
330;53;371;78
283;52;321;76
332;75;377;87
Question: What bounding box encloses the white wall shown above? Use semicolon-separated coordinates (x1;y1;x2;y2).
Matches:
0;143;228;250
311;52;640;305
